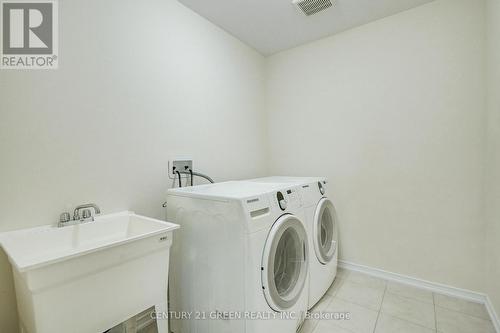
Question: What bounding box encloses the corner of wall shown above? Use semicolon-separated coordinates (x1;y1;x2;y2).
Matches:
484;0;500;323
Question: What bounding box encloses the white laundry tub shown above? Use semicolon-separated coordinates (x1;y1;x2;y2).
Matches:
0;211;179;333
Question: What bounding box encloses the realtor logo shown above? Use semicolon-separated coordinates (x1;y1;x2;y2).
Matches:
1;0;58;69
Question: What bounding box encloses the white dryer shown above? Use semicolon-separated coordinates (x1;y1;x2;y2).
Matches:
247;177;339;309
166;181;309;333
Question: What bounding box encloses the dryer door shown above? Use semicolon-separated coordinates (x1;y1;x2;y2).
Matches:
261;214;308;311
313;198;338;264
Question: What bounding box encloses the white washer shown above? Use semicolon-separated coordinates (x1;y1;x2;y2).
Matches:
167;181;309;333
247;177;339;309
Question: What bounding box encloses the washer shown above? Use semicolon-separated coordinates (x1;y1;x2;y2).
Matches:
247;177;339;309
167;181;309;333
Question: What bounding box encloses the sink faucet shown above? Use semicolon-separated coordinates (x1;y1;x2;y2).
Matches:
73;203;101;221
58;203;101;227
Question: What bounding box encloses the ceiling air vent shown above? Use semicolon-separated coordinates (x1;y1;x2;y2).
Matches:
293;0;333;16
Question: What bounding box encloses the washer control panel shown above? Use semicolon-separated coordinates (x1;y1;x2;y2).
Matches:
318;181;327;196
277;191;287;210
276;188;302;211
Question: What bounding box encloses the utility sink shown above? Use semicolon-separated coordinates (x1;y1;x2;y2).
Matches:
0;211;179;333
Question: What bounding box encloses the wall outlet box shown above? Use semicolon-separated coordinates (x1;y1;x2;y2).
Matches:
168;159;193;179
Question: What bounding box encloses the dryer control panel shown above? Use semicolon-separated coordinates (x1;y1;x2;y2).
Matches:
318;180;327;196
276;187;302;211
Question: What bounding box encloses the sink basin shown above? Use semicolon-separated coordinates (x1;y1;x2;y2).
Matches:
0;211;179;333
0;211;179;272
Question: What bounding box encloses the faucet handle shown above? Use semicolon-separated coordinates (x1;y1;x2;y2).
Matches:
59;212;71;224
82;209;92;219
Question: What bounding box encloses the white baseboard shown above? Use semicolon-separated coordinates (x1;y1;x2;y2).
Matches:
338;260;500;332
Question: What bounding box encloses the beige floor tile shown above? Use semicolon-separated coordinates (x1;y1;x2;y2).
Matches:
311;294;334;313
300;318;319;333
336;267;350;280
324;298;379;333
381;292;435;329
336;279;386;311
139;323;158;333
375;313;436;333
435;306;495;333
313;320;356;333
326;277;345;296
346;271;387;289
386;282;434;304
434;294;490;320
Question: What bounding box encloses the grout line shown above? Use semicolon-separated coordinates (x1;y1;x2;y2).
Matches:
384;289;434;306
372;282;388;333
381;312;441;332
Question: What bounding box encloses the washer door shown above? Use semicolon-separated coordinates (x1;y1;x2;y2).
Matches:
313;198;338;264
262;214;308;311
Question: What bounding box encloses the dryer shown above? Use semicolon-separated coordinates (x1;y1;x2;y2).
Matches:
247;177;339;309
166;181;309;333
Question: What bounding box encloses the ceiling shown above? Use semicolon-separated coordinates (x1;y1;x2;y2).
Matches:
178;0;436;55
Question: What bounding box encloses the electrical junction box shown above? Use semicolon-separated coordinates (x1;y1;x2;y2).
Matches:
168;159;193;179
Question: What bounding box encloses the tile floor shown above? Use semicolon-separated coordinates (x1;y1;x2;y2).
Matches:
142;323;157;333
133;268;495;333
300;268;496;333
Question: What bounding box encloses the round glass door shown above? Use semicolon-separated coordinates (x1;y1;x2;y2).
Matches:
313;198;338;264
262;214;308;311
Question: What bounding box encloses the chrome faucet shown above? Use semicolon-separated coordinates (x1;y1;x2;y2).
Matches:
73;203;101;221
58;203;101;227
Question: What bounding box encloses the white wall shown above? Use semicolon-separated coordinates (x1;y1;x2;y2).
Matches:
485;0;500;316
1;0;495;331
266;0;486;291
0;0;266;331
